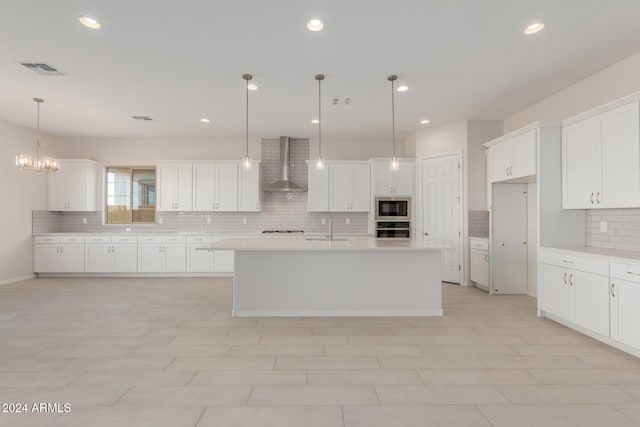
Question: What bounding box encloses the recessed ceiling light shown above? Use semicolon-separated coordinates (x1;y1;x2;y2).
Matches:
200;118;210;123
524;22;545;35
307;19;324;32
311;119;320;124
247;84;258;91
397;85;409;92
420;119;430;124
78;16;101;29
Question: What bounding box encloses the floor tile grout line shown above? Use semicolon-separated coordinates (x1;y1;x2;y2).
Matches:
475;404;498;427
341;405;347;427
193;406;207;427
110;385;132;407
186;370;199;386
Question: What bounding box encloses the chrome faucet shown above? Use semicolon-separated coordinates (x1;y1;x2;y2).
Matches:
329;215;333;241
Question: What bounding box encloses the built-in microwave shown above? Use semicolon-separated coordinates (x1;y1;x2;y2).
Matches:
375;197;411;221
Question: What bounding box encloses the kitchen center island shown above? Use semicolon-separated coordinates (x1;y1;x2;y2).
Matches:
204;237;445;317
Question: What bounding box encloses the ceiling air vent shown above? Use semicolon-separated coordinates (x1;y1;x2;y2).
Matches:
20;62;65;76
131;116;154;121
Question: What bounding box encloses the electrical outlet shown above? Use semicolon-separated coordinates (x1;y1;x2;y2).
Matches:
346;218;351;225
158;217;163;225
242;217;247;225
82;217;87;224
321;218;326;225
600;221;608;232
207;217;211;224
125;227;132;232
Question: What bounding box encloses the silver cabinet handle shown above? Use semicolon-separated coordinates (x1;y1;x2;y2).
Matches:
596;192;600;204
563;272;568;284
484;254;488;262
590;193;594;204
60;246;63;253
563;259;574;264
611;282;615;297
510;166;513;175
569;273;573;286
627;271;640;276
506;167;509;176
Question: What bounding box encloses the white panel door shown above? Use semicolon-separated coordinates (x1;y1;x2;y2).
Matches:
59;244;84;272
373;162;394;195
329;165;351;212
570;270;609;337
175;163;193;211
611;279;640;350
65;162;88;211
34;245;60;272
188;245;213;272
85;244;113;272
193;163;217;211
600;102;640;208
239;163;260;211
308;165;329;212
562;118;600;208
512;130;537;178
47;167;68;211
350;164;371;212
138;245;163;272
395;162;415;195
539;263;570;320
491;184;528;294
163;244;186;272
217;163;239;212
214;250;235;272
491;142;512;182
421;154;461;284
112;244;137;273
157;164;177;211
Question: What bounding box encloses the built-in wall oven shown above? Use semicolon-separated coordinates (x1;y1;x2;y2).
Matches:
375;197;412;238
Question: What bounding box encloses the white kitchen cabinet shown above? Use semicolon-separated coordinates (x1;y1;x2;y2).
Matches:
157;162;193;211
239;161;261;212
329;163;370;212
137;236;186;273
48;159;97;211
538;251;609;337
563;101;640;209
469;238;489;289
610;262;640;351
372;159;415;196
490;130;536;183
193;162;239;212
34;236;85;273
307;162;329;212
187;236;234;273
85;236;137;273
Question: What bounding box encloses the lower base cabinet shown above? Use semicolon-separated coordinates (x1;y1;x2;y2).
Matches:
34;242;84;273
610;278;640;349
138;243;186;273
187;237;234;273
85;239;137;273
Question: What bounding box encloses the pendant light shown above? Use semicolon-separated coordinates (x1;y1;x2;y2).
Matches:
388;75;400;171
15;98;59;173
242;74;253;170
314;74;325;170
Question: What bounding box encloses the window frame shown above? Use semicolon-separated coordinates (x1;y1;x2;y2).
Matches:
104;166;157;225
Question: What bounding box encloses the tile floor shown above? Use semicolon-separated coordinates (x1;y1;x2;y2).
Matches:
0;277;639;426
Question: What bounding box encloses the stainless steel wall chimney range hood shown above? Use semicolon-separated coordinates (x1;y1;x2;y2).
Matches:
263;136;307;192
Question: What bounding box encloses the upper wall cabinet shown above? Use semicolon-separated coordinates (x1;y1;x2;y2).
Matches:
489;130;536;183
157;162;193;212
48;159;97;211
239;161;261;212
193;162;238;212
372;159;415;196
307;161;329;212
563;101;640;209
329;162;371;212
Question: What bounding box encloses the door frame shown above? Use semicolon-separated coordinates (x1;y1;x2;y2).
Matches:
417;151;464;285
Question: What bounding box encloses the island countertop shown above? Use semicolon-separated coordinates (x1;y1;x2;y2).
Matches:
203;236;449;251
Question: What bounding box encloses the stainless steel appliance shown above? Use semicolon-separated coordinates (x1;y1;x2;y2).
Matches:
376;221;411;238
375;197;411;221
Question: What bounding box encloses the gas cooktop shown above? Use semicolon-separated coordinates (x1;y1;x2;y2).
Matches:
261;230;305;234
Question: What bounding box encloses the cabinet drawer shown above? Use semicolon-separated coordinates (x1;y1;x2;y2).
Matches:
469;238;488;251
35;236;63;244
112;235;137;243
538;250;609;276
611;261;640;283
85;236;111;243
138;236;163;243
162;236;186;243
187;236;212;244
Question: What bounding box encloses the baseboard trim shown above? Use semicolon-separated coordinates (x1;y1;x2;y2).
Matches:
36;272;233;278
0;274;36;286
233;309;444;317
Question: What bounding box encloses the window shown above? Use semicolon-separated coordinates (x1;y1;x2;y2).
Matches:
106;167;156;224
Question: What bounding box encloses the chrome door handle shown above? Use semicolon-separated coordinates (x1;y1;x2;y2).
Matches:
627;271;640;276
611;283;615;297
506;167;509;176
563;272;567;284
569;274;573;286
484;254;488;262
596;192;600;204
590;193;594;204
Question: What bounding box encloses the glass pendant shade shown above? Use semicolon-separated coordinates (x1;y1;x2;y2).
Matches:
390;156;400;171
243;155;252;170
315;156;325;170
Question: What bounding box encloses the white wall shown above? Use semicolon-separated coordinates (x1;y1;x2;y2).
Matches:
504;52;640;132
467;121;503;211
0;118;60;284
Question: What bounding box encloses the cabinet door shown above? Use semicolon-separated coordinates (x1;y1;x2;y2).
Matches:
491;142;513;183
570;270;609;337
213;250;234;272
239;163;260;211
138;245;163;272
47;167;69;211
350;164;371;212
512;130;536;178
217;163;239;212
188;245;214;272
59;244;84;272
157;164;177;211
470;249;488;286
112;244;137;273
539;263;570;320
395;161;415;195
85;244;113;272
611;278;640;350
175;163;193;211
562;118;600;208
34;245;60;272
65;162;88;211
163;244;186;272
193;163;217;211
329;165;351;212
308;165;329;212
373;162;394;195
599;102;640;208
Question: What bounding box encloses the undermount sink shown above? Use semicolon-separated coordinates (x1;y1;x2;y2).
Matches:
305;237;353;242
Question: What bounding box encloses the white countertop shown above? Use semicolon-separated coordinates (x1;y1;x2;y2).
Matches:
542;245;640;264
204;237;449;251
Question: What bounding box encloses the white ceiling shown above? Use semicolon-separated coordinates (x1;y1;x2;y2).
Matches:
1;1;639;140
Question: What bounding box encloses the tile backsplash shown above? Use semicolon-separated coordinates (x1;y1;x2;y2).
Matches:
469;210;489;238
33;138;369;235
586;209;640;251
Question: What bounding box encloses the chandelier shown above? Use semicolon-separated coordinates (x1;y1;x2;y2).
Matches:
15;98;59;172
